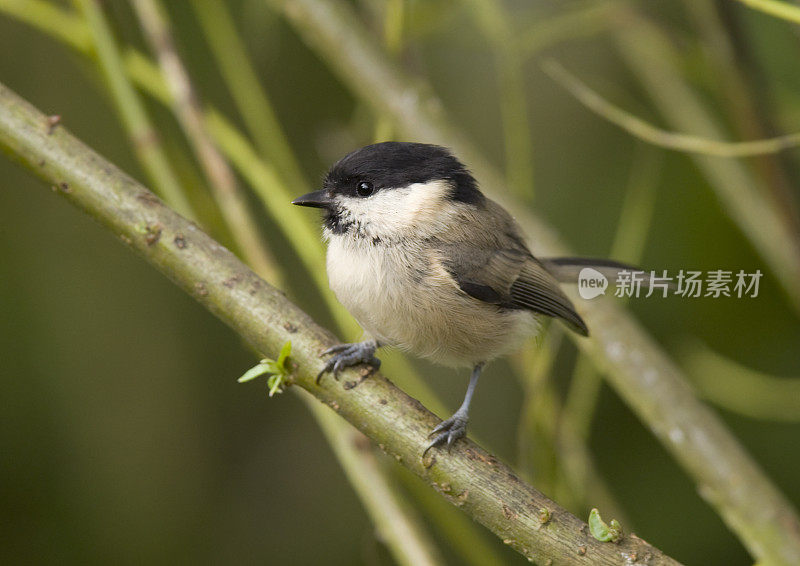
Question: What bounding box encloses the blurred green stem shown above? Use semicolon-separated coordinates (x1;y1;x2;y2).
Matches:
74;0;195;219
557;146;659;521
514;331;630;525
563;145;661;443
516;1;616;57
683;344;800;422
465;0;534;199
302;393;445;566
0;80;683;564
393;465;507;566
374;0;404;142
264;0;800;562
189;0;308;190
515;331;561;489
130;0;280;285
0;0;91;50
734;0;800;24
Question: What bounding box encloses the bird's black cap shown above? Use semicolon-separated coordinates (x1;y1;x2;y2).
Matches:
322;142;484;204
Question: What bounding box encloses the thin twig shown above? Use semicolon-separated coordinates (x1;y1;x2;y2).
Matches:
542;59;800;158
0;80;684;565
130;0;280;285
263;1;800;563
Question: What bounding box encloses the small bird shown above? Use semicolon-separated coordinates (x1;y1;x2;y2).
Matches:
293;142;627;452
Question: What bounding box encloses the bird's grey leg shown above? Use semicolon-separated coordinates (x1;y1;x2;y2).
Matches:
317;339;381;383
425;362;484;453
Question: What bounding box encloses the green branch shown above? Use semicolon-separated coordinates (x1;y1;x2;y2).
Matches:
0;80;682;566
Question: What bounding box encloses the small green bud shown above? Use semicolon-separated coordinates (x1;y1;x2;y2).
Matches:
237;341;293;396
588;508;623;543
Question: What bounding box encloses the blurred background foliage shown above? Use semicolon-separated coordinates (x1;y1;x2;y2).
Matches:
1;0;799;564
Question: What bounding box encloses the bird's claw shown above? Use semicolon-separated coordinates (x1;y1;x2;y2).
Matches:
321;343;354;356
317;341;381;384
423;411;469;455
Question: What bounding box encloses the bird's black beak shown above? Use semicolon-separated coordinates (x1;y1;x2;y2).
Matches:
291;189;332;209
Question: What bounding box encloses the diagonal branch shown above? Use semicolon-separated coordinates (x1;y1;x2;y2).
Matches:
0;80;681;566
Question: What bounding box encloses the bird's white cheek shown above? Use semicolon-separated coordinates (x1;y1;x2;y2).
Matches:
334;180;454;239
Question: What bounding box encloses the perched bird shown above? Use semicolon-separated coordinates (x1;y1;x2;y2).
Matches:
293;142;626;452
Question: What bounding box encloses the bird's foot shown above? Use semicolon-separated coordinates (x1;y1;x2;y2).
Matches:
424;409;469;454
317;341;381;383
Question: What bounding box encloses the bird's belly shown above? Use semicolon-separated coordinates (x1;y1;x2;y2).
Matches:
327;238;540;366
379;297;539;367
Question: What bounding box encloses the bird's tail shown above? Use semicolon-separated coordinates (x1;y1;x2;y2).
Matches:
541;257;661;287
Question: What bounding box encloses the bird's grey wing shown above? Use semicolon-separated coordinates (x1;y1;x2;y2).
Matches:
440;246;589;336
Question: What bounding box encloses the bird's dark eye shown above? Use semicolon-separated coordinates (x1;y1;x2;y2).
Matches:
356;181;374;197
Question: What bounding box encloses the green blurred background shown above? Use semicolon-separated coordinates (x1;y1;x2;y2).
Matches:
1;0;799;564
